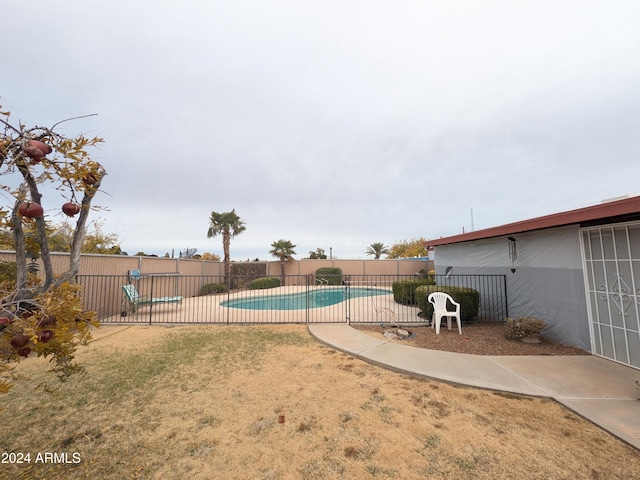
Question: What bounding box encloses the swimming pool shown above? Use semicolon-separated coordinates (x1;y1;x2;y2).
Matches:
220;287;390;310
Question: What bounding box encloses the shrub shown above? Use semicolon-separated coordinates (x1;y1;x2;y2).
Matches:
392;279;431;305
248;277;281;290
229;262;267;276
316;267;343;285
0;261;18;289
504;317;547;340
415;285;480;322
228;262;267;289
199;283;229;295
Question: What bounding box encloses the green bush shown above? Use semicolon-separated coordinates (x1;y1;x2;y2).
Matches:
248;277;281;290
415;285;480;322
199;283;229;295
316;267;343;285
392;279;432;305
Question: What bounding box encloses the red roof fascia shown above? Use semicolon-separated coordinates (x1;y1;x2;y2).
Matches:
426;195;640;247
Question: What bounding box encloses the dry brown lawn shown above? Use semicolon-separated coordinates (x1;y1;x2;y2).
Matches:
1;324;639;480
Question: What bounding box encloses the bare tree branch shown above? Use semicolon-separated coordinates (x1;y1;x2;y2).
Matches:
50;113;98;131
55;172;104;286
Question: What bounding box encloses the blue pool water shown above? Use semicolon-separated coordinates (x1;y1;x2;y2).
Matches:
220;287;390;310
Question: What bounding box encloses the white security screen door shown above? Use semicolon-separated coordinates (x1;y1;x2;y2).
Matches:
581;221;640;369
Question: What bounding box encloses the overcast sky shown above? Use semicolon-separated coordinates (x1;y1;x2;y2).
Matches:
4;1;640;260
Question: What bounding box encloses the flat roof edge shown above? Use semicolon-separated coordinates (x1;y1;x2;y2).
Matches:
426;196;640;247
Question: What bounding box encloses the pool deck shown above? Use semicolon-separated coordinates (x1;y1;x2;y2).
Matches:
103;285;422;325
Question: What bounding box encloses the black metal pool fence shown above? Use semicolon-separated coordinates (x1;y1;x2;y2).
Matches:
76;274;508;325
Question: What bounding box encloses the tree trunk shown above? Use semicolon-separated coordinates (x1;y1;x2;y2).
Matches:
8;168;104;305
280;261;285;286
15;165;55;292
11;203;28;294
55;176;103;286
223;231;231;283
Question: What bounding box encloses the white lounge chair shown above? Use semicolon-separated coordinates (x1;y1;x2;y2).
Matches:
122;284;183;313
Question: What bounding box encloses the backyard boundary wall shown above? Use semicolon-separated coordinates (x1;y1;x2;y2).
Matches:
0;251;430;277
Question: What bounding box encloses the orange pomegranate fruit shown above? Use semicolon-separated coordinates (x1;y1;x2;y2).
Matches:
10;334;30;349
38;330;55;343
18;202;44;219
62;202;81;217
28;139;52;155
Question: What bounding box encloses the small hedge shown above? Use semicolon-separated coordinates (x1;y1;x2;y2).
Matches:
504;317;547;339
316;267;343;285
415;285;480;322
248;277;281;290
199;283;229;295
227;263;268;289
392;279;433;305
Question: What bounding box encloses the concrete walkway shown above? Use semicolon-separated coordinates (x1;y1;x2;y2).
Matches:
308;323;640;450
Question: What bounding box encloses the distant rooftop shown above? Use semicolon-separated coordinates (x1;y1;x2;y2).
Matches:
427;195;640;247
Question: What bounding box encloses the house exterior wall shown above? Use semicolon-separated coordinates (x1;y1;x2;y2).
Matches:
433;225;591;350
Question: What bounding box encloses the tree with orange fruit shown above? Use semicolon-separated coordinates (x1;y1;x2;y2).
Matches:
0;99;104;394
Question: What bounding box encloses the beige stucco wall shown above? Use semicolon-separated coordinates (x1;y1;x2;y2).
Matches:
271;258;431;277
0;251;431;278
0;251;430;278
0;252;431;319
0;252;225;277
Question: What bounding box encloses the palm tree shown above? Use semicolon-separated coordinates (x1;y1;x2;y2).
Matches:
207;209;246;278
365;242;389;259
269;239;296;286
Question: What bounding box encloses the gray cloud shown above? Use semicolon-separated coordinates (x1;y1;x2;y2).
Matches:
3;1;640;259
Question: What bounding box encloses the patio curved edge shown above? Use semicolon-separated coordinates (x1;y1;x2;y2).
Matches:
307;323;640;451
306;323;547;396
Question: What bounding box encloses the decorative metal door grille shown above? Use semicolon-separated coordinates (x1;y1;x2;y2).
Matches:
580;221;640;369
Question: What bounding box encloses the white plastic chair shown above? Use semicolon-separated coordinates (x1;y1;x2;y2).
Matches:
428;292;462;335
